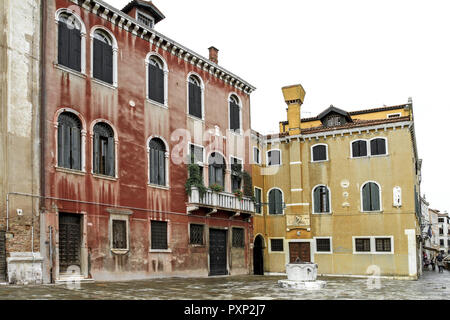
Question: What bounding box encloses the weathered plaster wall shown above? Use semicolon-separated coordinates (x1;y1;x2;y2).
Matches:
0;0;41;258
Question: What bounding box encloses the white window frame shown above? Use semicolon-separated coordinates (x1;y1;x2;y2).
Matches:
253;147;261;165
313;237;333;254
186;72;205;120
350;139;369;159
360;181;383;213
311;184;332;215
109;213;131;254
90;26;118;88
145;52;169;108
268;237;285;253
147;135;170;189
311;143;329;163
267;187;285;216
368;137;389;157
54;108;87;173
90;119;119;179
266;149;282;166
352;236;394;255
54;8;87;75
228;93;243;135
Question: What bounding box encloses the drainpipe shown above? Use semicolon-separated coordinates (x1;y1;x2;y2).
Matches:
6;193;9;232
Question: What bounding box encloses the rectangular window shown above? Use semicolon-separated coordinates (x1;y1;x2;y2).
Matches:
231;157;242;191
440;228;444;235
189;144;204;178
232;228;245;248
189;82;202;119
271;239;284;252
312;145;327;162
254;148;260;164
268;150;281;166
440;239;444;246
370;138;387;156
189;224;204;245
112;220;127;250
151;221;168;250
355;238;371;252
438;218;444;223
316;238;331;252
387;113;401;119
254;188;262;214
375;238;391;252
137;12;154;28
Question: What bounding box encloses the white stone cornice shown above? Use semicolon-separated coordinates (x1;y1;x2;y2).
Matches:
92;3;100;14
101;8;109;19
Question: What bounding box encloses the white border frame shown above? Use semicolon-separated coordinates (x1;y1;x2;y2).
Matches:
90;26;119;88
254;186;263;215
360;181;383;213
54;8;87;75
54;107;87;173
90;119;119;179
228;93;243;135
267;187;285;216
352;236;394;255
313;237;333;254
268;237;285;253
311;143;329;163
266;149;282;166
350;139;369;159
186;72;205;120
369;137;389;157
311;184;332;215
149;218;172;253
147;135;170;189
145;52;169;108
109;214;130;254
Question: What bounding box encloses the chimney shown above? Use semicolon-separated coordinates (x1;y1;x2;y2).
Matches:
281;84;306;136
208;46;219;64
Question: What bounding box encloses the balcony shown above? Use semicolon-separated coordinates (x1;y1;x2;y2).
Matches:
188;187;255;214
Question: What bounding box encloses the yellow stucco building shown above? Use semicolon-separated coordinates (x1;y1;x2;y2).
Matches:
251;84;422;280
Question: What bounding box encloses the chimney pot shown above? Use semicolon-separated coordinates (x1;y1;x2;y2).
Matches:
208;46;219;64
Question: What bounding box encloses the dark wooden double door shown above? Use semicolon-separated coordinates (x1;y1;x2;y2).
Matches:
209;229;228;276
289;242;311;263
59;213;82;274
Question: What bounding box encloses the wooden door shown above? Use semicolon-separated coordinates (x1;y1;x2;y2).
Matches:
289;242;311;263
59;213;82;274
209;229;228;276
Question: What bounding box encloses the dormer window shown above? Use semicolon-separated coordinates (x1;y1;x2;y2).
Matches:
137;11;155;28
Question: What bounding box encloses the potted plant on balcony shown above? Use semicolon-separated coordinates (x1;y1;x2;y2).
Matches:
210;184;224;193
233;189;244;201
185;164;207;198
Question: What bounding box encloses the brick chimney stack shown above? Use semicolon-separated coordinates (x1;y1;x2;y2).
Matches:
208;46;219;64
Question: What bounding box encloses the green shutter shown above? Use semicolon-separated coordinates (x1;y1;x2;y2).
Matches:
269;190;275;214
313;187;321;213
93;133;100;174
158;150;165;186
71;127;81;170
58;22;69;67
106;137;115;177
362;184;371;211
370;183;380;211
58;124;65;167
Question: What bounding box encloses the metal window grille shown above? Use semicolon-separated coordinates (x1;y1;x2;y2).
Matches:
151;221;168;250
190;224;204;245
355;238;371;252
375;238;391;252
232;228;245;248
112;220;127;249
316;238;331;252
271;239;284;252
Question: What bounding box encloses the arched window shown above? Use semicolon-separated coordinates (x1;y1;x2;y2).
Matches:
57;13;82;72
231;157;242;191
93;29;114;84
267;149;281;166
93;122;115;176
147;56;165;105
268;189;283;215
352;140;368;158
370;138;387;156
312;144;328;162
312;185;331;214
149;138;166;186
361;182;381;212
58;112;82;170
188;75;202;119
229;94;241;133
208;153;225;188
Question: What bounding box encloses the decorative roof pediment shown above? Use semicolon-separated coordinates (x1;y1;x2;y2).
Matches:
122;0;165;24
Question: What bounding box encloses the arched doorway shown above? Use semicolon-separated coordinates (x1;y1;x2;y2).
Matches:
254;235;264;275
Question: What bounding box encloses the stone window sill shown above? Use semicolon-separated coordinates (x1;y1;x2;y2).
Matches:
93;173;118;181
146;99;168;109
149;249;172;253
92;78;117;90
54;63;86;79
111;249;129;255
55;166;86;176
147;184;170;190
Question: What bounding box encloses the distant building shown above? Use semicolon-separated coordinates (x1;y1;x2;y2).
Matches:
252;84;423;279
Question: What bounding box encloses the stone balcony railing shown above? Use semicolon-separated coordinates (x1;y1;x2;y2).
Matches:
188;187;255;214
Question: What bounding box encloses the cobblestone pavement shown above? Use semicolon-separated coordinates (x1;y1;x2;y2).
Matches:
0;269;449;300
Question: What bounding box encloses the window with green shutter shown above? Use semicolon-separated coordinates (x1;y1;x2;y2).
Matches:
362;182;381;211
313;186;330;213
58;112;82;171
188;76;202;119
58;14;82;72
312;144;327;162
93;30;113;84
352;140;368;157
269;189;283;215
93;123;115;177
149;138;166;186
148;57;165;104
229;95;241;132
208;153;225;188
370;138;387;156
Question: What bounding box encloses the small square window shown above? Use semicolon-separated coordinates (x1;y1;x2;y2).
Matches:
190;224;204;245
271;239;284;252
151;221;168;250
375;238;391;252
316;238;331;252
355;238;371;252
232;228;245;248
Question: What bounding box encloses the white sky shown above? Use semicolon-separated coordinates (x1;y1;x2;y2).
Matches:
106;0;450;211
